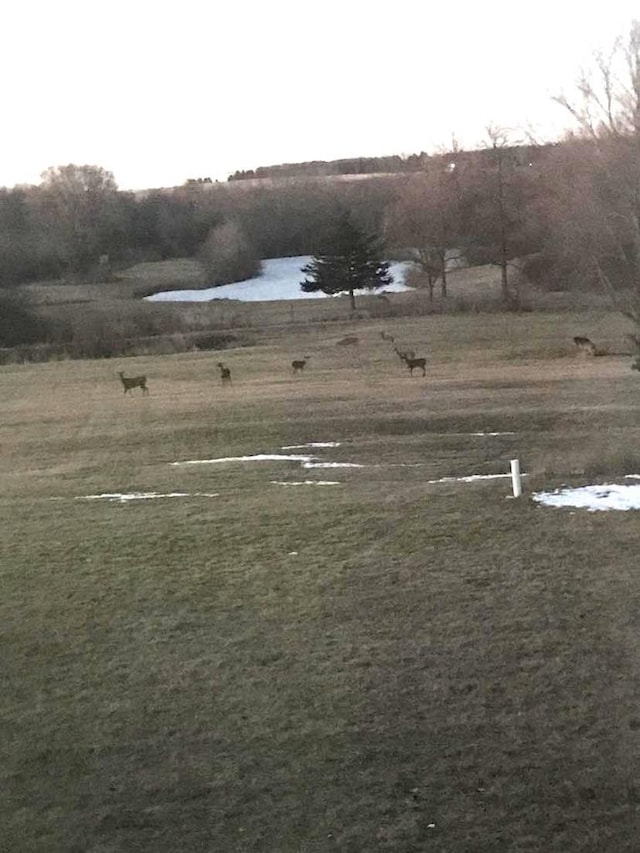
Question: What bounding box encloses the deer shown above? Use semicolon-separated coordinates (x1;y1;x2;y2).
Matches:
118;371;149;394
380;331;395;342
399;353;427;376
292;356;310;374
217;362;232;384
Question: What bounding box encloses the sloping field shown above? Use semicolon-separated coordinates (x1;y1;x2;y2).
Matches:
2;311;640;851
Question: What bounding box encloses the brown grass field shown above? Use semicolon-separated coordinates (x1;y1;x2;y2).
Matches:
3;307;640;851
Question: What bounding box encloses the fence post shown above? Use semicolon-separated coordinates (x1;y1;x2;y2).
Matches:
510;459;522;498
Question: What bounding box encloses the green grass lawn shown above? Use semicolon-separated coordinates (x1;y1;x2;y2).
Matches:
2;311;640;851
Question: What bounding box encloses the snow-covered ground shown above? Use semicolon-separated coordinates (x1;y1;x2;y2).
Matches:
145;256;413;302
533;479;640;511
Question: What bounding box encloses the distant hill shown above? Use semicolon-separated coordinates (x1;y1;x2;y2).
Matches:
226;144;558;183
227;154;428;181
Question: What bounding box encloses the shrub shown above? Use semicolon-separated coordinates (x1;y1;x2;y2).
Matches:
199;220;261;286
190;331;240;351
0;289;49;346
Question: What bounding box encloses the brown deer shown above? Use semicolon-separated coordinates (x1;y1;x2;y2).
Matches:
292;356;310;374
399;353;427;376
118;372;148;394
217;363;232;384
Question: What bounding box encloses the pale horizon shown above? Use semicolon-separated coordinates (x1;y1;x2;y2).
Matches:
3;0;639;192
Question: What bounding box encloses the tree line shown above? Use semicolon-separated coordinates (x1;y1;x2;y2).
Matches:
0;167;402;288
0;135;631;296
227;153;433;181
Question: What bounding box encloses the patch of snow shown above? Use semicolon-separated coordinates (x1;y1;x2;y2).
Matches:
281;442;342;449
302;462;364;469
271;480;342;486
145;256;413;303
470;432;516;436
532;483;640;512
78;491;219;503
172;453;315;466
428;473;520;484
171;453;364;471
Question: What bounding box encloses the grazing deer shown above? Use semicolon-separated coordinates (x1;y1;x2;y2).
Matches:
380;330;395;342
217;362;232;384
292;356;310;374
400;353;427;376
118;371;148;394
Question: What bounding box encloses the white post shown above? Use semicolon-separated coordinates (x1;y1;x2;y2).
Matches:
510;459;522;498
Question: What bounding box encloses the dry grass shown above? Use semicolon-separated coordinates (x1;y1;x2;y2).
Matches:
118;258;207;286
2;310;640;851
20;260;622;372
23;257;613;311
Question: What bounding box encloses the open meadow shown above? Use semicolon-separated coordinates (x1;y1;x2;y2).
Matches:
3;309;640;851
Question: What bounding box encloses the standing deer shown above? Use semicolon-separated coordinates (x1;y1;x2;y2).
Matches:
399;353;427;376
292;356;310;374
217;363;232;384
118;372;149;394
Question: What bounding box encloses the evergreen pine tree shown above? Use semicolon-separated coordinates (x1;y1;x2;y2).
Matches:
300;215;393;311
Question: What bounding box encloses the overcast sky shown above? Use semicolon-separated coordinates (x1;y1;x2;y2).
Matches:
3;0;638;191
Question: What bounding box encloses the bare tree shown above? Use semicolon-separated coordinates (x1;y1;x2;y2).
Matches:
554;22;640;141
553;22;640;302
35;165;120;271
452;129;547;308
385;160;461;302
487;127;512;304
